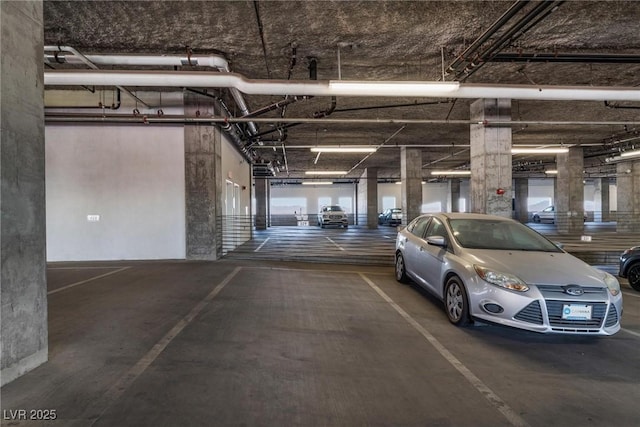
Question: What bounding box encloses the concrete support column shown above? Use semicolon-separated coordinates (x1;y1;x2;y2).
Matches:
469;99;512;217
254;178;268;230
593;178;611;222
401;148;422;225
514;178;529;223
357;168;378;228
1;1;47;386
184;92;223;259
556;147;584;234
616;161;640;232
450;179;461;212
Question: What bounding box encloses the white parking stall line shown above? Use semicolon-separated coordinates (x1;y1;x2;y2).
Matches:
81;267;242;424
622;290;640;298
326;237;346;251
48;266;130;270
622;328;640;338
359;273;530;427
48;267;131;295
254;237;271;252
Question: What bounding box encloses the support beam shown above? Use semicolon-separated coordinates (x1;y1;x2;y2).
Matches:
254;178;268;230
357;168;379;228
184;92;223;259
450;179;461;212
616;161;640;232
556;147;585;234
593;178;611;222
1;0;47;386
401;148;422;224
514;178;529;223
469;99;512;217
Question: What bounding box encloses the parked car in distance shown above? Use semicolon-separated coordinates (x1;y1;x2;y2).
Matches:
395;212;622;335
317;205;348;228
619;246;640;291
378;208;403;226
532;206;587;223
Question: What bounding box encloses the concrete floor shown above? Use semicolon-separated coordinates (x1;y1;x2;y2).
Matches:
1;258;639;427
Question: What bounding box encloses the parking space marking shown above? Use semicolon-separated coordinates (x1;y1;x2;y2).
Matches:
48;267;131;295
622;291;639;298
243;266;389;275
622;328;640;338
359;273;530;427
254;237;271;252
48;266;130;270
82;266;242;426
326;237;345;251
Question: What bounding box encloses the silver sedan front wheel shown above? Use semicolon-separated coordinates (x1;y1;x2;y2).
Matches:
445;276;470;326
395;253;409;284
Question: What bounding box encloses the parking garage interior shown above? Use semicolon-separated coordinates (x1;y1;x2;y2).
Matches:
2;1;640;426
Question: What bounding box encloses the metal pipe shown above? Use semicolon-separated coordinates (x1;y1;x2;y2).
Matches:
44;48;259;135
242;97;300;118
44;70;640;101
458;1;561;80
43;113;640;127
493;53;640;64
445;0;529;74
44;46;151;108
347;126;406;175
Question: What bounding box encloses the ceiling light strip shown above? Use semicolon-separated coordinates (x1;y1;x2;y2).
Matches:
430;170;472;176
304;171;347;176
620;149;640;158
310;147;377;153
511;147;569;154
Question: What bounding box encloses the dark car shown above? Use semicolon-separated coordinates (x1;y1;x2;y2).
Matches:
619;246;640;291
378;208;402;226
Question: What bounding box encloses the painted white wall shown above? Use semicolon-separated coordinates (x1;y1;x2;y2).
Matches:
527;178;617;213
45;125;186;261
377;182;452;213
269;184;356;216
221;139;252;216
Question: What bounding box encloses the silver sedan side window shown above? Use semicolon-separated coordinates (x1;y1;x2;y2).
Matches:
425;218;447;239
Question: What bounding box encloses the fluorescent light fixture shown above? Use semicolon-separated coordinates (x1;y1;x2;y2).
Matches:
310;146;377;153
302;181;333;185
545;170;558;175
328;80;460;96
304;170;347;175
430;170;471;176
511;147;569;154
620;149;640;158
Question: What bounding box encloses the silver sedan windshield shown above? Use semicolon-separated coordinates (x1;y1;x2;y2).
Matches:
448;218;561;252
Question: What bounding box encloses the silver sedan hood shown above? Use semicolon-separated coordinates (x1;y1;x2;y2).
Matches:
462;249;606;287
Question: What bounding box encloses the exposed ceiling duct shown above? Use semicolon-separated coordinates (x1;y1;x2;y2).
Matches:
44;47;259;136
44;70;640;102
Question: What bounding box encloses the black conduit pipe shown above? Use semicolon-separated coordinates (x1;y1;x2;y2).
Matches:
445;0;529;75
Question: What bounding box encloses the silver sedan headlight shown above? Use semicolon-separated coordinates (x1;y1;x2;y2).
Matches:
602;271;621;296
474;265;529;292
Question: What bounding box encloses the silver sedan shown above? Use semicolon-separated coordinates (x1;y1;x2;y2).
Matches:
395;213;622;335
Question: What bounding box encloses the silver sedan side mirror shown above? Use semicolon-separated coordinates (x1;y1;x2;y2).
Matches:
427;236;447;247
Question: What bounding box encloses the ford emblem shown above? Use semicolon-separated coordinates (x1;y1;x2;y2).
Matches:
563;284;584;296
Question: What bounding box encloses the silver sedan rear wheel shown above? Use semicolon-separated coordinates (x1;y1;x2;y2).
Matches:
445;276;470;326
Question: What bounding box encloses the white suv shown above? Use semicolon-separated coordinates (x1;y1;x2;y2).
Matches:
317;205;348;228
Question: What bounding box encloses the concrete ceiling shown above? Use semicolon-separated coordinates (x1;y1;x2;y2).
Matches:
43;1;640;181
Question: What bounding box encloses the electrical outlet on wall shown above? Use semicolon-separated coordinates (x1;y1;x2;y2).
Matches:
87;215;100;222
